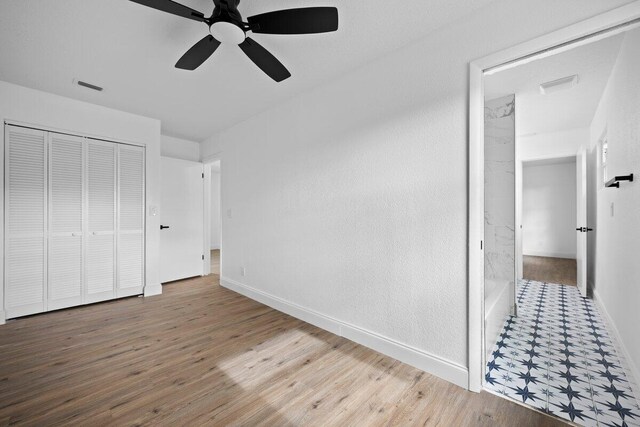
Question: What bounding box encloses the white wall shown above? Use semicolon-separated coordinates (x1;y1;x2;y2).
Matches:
518;127;589;162
161;135;200;162
210;166;221;250
199;0;634;387
522;161;577;259
0;80;162;323
589;28;640;385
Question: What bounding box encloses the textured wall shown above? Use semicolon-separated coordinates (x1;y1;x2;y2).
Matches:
200;0;634;378
160;135;200;162
590;28;640;382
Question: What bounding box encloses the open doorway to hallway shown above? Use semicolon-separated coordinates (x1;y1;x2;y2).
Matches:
482;24;640;426
521;157;578;287
208;160;221;278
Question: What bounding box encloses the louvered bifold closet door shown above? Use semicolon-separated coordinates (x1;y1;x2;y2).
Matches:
4;126;48;318
117;144;145;297
48;132;84;310
86;140;116;303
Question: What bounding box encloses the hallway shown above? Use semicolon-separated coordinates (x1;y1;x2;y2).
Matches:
523;256;577;287
485;280;640;426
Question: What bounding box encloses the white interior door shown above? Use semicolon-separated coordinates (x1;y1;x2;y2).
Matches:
576;148;588;297
160;157;204;283
117;145;145;297
86;140;116;303
48;132;84;311
4;126;48;318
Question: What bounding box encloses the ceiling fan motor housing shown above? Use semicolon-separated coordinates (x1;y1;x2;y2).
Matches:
208;0;247;44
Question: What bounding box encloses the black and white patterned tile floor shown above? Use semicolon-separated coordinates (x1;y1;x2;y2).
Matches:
485;280;640;426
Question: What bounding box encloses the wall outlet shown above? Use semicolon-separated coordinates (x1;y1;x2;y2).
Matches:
240;267;245;277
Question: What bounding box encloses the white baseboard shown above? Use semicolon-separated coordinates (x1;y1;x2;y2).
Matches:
144;283;163;297
593;289;640;402
220;276;469;389
523;251;576;259
0;311;5;325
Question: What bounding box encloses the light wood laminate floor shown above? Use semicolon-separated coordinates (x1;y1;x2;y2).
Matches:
0;274;567;426
523;255;577;286
211;249;220;275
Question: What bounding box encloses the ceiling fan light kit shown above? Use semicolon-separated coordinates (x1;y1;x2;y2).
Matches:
130;0;339;82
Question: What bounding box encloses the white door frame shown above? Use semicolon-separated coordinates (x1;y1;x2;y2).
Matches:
467;2;640;392
517;154;578;279
202;153;222;277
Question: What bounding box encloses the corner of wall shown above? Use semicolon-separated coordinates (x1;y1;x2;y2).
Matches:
144;283;162;297
220;276;469;390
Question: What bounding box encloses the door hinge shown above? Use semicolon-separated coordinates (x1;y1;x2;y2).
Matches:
202;172;204;178
480;240;483;250
202;254;205;260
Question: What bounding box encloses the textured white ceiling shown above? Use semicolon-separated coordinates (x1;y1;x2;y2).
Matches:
0;0;499;141
485;33;625;137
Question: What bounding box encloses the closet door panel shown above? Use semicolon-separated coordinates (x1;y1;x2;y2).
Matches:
117;145;145;296
86;141;116;302
48;132;84;310
4;126;47;318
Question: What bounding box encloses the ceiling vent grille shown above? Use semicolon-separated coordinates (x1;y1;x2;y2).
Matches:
75;79;103;92
539;74;578;95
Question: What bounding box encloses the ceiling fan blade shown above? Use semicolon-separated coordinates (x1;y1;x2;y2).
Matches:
175;35;221;70
130;0;206;22
239;38;291;82
248;7;338;35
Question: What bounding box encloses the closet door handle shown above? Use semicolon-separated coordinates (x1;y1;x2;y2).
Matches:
160;225;170;230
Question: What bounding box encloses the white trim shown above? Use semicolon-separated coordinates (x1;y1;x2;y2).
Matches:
4;120;146;148
203;165;211;275
202;155;222;278
593;289;640;406
221;276;469;389
143;283;162;297
201;151;223;165
0;311;5;325
522;251;577;260
468;1;640;393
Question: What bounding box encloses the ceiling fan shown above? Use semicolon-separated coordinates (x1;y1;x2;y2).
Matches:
130;0;339;82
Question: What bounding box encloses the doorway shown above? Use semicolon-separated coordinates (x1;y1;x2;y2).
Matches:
521;156;578;287
203;159;222;280
209;160;221;277
470;7;640;426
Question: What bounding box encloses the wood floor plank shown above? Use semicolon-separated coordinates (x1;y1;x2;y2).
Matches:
523;255;576;286
0;273;568;426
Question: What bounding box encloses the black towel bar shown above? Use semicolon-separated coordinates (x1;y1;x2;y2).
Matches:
605;174;633;189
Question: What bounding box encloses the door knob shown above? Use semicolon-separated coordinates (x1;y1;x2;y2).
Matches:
160;225;170;230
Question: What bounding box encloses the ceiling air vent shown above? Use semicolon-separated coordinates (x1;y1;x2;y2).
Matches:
539;74;578;95
74;79;103;92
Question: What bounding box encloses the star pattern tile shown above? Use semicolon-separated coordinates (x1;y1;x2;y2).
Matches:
485;280;640;427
